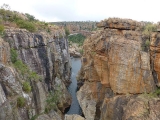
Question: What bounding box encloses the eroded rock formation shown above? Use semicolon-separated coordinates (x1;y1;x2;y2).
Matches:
77;18;160;120
0;27;71;120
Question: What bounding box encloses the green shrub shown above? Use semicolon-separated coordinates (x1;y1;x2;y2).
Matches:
10;48;18;63
16;20;36;32
145;39;150;47
68;34;86;46
14;60;29;76
65;27;70;36
28;71;40;81
22;82;31;93
25;13;35;21
0;24;4;35
17;97;25;107
45;87;62;113
142;23;157;36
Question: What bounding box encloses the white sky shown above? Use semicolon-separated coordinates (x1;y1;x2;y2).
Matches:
0;0;160;22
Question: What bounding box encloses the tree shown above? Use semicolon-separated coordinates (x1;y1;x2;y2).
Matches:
25;13;35;21
1;3;11;10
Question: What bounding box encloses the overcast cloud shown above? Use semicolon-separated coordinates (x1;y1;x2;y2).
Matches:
0;0;160;22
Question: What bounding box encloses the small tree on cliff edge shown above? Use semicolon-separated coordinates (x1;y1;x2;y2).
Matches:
65;27;70;36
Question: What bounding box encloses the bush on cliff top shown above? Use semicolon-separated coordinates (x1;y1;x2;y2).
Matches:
16;19;36;32
142;23;157;36
0;4;56;33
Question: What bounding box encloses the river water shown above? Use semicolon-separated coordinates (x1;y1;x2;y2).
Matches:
66;57;82;115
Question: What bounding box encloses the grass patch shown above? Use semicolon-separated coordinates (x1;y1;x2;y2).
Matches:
45;86;62;113
22;82;31;93
17;96;25;107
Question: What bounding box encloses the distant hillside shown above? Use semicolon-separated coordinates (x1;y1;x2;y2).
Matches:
51;21;98;36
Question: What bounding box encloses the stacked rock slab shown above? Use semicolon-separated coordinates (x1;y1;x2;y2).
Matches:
0;27;71;120
77;18;159;120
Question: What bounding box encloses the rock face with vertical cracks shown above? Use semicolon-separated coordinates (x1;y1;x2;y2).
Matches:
150;32;160;87
0;28;71;120
77;18;157;120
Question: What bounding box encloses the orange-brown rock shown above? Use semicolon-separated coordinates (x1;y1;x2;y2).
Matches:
77;82;112;120
79;19;155;94
100;95;160;120
0;37;10;65
97;18;143;30
150;32;160;86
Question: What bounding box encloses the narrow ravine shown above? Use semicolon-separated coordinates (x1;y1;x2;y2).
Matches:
66;57;82;115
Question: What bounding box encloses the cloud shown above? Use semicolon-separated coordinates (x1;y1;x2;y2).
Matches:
0;0;160;22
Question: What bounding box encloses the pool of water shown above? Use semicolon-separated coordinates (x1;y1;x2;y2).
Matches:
66;57;82;115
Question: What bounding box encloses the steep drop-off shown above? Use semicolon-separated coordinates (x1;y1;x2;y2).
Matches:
0;27;71;120
77;18;160;120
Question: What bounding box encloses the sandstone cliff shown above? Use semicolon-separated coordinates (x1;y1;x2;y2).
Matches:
77;18;160;120
0;27;71;120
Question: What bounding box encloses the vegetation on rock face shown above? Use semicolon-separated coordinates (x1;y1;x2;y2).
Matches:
68;33;86;46
45;86;62;113
10;48;18;63
142;22;157;36
10;48;41;82
65;27;70;36
22;82;31;93
141;22;156;52
0;4;57;33
17;96;25;107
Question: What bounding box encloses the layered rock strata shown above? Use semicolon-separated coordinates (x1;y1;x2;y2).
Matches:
0;27;71;120
77;18;159;120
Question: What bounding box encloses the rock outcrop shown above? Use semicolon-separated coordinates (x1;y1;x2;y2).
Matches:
69;43;81;58
77;18;159;120
0;27;71;120
64;114;85;120
150;32;160;87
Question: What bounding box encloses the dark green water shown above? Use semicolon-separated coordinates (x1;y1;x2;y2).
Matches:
67;58;82;115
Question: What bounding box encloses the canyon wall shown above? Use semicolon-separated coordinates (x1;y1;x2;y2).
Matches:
77;18;160;120
0;27;71;120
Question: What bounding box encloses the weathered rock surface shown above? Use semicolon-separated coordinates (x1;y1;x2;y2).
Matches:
77;82;112;120
101;95;160;120
97;18;143;30
69;43;81;58
0;27;71;119
77;18;158;120
64;114;85;120
79;19;155;94
150;32;160;87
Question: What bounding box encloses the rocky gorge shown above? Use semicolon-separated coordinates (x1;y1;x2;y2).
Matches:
1;15;160;120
